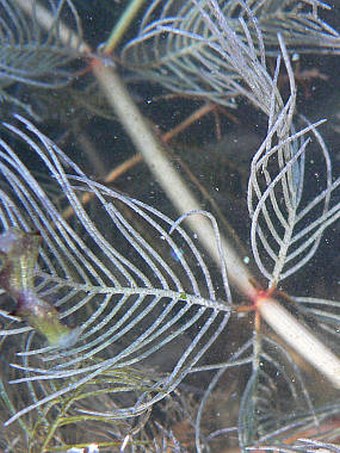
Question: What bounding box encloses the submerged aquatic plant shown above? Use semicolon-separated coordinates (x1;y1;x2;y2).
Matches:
0;115;233;450
0;0;339;451
0;0;82;115
121;0;340;108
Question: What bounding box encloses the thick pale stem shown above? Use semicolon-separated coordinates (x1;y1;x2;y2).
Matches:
258;297;340;389
13;0;340;389
13;0;256;299
92;62;256;299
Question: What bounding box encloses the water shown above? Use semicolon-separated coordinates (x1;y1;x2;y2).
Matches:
0;1;339;452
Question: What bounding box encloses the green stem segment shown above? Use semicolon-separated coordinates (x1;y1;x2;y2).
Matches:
103;0;146;54
0;228;77;347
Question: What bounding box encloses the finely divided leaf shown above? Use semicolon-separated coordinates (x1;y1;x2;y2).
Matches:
121;0;339;108
0;0;82;89
0;115;231;427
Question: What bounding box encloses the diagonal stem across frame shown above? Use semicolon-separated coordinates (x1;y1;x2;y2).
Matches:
12;0;340;391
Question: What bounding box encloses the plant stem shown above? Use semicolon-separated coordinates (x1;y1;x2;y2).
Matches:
13;0;340;389
103;0;146;55
258;297;340;389
91;61;256;299
0;229;78;347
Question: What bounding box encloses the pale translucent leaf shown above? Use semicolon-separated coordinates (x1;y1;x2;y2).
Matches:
247;110;339;285
0;115;231;426
121;0;339;108
0;0;82;89
239;336;317;448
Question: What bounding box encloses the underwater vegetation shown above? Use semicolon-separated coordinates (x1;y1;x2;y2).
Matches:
0;0;339;452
